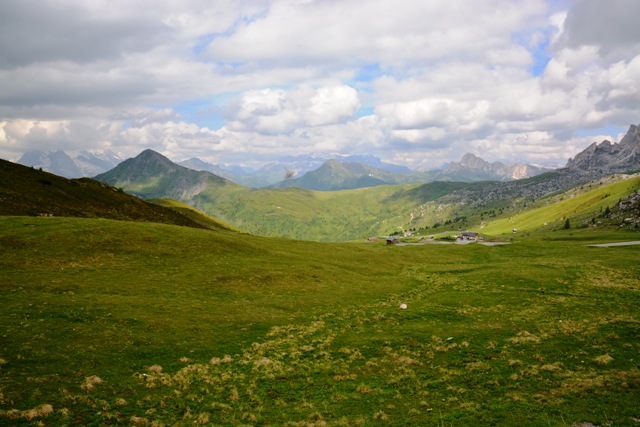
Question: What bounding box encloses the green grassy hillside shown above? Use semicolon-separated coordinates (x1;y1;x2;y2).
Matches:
190;182;475;241
480;174;640;237
0;159;212;230
149;198;241;232
1;216;638;426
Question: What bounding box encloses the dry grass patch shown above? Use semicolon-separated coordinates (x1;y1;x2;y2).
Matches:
80;375;102;391
356;383;373;394
579;265;639;290
558;319;591;335
593;354;614;365
507;331;541;344
466;361;490;371
540;362;563;372
24;404;54;420
373;410;388;420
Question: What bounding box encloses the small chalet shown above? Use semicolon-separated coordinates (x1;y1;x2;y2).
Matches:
460;231;479;241
386;236;399;245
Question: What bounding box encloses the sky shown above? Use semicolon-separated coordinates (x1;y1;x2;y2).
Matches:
1;0;639;170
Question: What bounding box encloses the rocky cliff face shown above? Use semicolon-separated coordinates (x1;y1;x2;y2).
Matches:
566;124;640;173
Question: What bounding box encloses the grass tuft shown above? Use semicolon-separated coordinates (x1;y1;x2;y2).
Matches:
593;354;614;365
80;375;102;391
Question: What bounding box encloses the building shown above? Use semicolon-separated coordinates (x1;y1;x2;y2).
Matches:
460;231;479;241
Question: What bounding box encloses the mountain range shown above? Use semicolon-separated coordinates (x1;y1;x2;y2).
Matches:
178;153;414;188
266;154;552;191
17;147;549;188
1;123;638;241
17;149;123;178
88;123;640;240
436;153;550;181
449;124;640;208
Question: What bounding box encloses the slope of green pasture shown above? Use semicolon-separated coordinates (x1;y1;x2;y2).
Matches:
0;159;210;230
149;198;240;232
191;184;420;241
191;181;473;241
480;174;640;236
1;217;639;426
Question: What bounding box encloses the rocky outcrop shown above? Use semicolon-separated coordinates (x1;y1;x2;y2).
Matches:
567;124;640;174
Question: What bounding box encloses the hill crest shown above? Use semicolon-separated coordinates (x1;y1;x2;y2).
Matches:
0;158;222;230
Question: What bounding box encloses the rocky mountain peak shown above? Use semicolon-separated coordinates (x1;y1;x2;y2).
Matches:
17;149;121;178
458;153;494;170
18;149;83;178
566;123;640;172
443;153;547;181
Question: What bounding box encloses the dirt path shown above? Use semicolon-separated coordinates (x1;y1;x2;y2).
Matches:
588;241;640;247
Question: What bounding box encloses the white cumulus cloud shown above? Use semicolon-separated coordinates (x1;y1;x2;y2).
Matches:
0;0;639;169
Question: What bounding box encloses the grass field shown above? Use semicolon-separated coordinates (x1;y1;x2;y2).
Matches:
1;217;639;426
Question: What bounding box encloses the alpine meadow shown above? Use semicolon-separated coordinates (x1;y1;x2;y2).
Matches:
4;0;640;424
1;123;640;426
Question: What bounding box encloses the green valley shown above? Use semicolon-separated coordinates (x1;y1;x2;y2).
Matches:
94;149;640;242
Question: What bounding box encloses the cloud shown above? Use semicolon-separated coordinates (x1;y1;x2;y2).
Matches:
0;1;170;68
206;0;548;69
226;84;360;134
558;0;640;56
0;0;638;171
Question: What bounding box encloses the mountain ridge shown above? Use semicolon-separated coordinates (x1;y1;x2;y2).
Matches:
88;123;640;240
443;153;551;181
450;123;640;208
17;149;122;178
179;153;412;188
95;149;240;202
4;123;640;241
0;157;223;230
264;153;550;191
17;148;551;188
